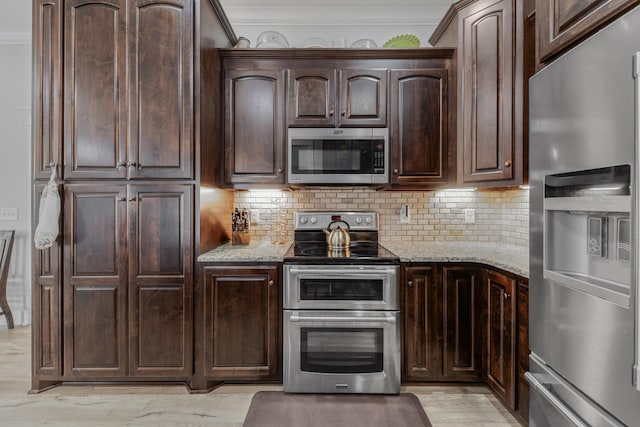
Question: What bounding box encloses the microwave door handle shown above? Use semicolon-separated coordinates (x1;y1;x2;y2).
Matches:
634;52;640;392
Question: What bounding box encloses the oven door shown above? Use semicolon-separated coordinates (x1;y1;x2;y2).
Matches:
283;310;400;394
284;264;398;310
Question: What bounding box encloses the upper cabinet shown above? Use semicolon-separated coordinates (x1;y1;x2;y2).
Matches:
223;68;286;187
537;0;640;61
34;0;194;181
431;0;532;187
288;68;387;127
389;68;451;188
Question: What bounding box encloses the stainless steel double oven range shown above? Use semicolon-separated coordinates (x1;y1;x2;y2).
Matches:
283;211;400;394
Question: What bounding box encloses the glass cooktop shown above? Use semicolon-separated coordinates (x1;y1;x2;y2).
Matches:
284;241;399;264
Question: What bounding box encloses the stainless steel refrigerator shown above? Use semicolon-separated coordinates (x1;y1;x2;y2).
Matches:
529;6;640;427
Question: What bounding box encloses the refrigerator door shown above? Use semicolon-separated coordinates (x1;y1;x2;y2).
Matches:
529;5;640;425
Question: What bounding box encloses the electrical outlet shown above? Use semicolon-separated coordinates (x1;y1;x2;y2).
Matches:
250;209;260;225
400;205;411;224
464;209;475;224
0;208;18;221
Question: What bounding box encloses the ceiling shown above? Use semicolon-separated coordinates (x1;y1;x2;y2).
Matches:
217;0;456;48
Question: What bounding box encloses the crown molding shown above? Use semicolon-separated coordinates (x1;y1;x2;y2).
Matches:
0;29;31;44
223;6;449;26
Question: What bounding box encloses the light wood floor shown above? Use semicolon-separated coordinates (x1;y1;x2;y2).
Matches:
0;326;523;426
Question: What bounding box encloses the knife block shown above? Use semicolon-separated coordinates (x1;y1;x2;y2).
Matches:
232;231;250;245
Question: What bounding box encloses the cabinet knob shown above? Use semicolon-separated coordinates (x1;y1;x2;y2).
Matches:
127;161;137;168
393;168;399;174
504;160;512;168
408;280;413;288
341;110;346;116
268;280;274;286
329;109;334;116
116;161;126;168
277;168;283;174
117;196;126;202
504;292;510;300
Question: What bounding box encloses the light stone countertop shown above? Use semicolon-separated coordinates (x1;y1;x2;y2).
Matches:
198;240;293;262
197;239;529;278
381;241;529;278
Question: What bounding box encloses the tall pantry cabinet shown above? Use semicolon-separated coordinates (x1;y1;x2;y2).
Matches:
31;0;234;391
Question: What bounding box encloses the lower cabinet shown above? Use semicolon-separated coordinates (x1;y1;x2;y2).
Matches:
485;268;516;408
516;280;530;424
62;184;193;380
403;264;482;381
200;265;281;381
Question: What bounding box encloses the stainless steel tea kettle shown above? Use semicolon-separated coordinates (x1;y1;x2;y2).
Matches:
324;220;351;249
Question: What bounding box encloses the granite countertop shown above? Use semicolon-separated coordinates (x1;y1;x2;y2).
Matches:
381;241;529;278
198;240;293;263
198;239;529;278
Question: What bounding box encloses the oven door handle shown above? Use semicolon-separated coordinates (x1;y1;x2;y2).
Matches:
286;266;397;277
289;314;397;323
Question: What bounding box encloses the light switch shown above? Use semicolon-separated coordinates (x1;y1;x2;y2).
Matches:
0;208;18;221
400;205;411;224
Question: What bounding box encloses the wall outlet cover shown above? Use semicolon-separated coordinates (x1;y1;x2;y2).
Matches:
464;208;475;224
400;205;411;224
0;208;18;221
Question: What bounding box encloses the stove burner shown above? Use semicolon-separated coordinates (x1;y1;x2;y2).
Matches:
284;241;398;263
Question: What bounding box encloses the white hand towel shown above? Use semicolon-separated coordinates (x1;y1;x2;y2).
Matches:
34;170;60;250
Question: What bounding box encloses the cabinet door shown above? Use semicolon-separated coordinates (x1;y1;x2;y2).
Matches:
516;280;530;422
224;69;286;185
63;184;128;378
128;0;193;179
459;0;515;183
33;0;63;180
288;69;336;127
339;69;387;127
32;184;62;381
537;0;640;61
64;0;127;180
442;266;482;380
128;185;192;377
203;266;280;380
390;69;450;187
485;269;516;408
403;265;441;380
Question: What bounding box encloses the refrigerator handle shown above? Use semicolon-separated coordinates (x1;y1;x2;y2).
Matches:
633;51;640;392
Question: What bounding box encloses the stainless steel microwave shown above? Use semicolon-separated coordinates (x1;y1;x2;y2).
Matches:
287;128;389;185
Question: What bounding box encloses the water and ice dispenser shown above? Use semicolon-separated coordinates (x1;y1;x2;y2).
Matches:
543;165;631;307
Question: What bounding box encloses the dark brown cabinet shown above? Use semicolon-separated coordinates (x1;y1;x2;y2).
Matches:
442;266;482;380
201;265;280;381
403;264;482;381
403;265;440;381
537;0;639;61
485;268;516;408
47;0;193;181
288;68;387;127
62;184;193;379
389;68;451;187
223;69;286;187
431;0;528;187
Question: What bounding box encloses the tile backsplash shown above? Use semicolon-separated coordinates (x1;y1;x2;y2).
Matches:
234;187;529;247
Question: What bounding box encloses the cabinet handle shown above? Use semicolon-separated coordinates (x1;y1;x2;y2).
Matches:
408;280;413;288
504;293;510;300
504;160;512;168
393;168;399;174
268;280;274;286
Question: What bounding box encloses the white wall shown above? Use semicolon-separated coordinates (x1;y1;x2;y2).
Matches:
0;1;32;326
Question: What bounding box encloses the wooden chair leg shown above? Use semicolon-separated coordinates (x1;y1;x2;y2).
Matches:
0;295;14;329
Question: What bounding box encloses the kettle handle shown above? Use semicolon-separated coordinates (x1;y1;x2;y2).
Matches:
326;220;350;230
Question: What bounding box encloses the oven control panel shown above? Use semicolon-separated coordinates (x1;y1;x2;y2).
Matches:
294;211;378;231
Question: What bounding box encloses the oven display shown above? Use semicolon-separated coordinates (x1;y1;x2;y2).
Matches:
300;278;384;301
300;328;383;374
